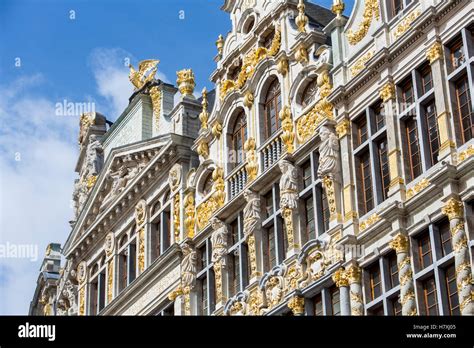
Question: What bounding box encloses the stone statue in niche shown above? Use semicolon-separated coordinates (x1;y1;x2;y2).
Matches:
243;189;261;238
210;217;228;264
84;134;104;177
317;125;340;180
180;242;197;290
72;179;88;218
279;160;298;210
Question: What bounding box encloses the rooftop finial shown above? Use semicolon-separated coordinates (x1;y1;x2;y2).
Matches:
331;0;345;18
295;0;308;33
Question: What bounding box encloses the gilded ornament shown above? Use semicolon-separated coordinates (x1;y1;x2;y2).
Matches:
296;71;334;143
195;167;225;230
393;10;421;40
442;198;463;221
295;44;309;64
219;27;281;100
174;194;181;242
216;34;224;58
359;213;381;231
295;0;308;33
176;69;196;97
79;287;85;315
350;50;374;78
288;296;305;315
426;42;443;64
276;57;289;76
138;227;145;272
168;286;183;301
406;178;430;200
285;264;302;291
346;0;380;45
322;176;337;220
107;261;113;303
128;59;159;90
346;264;361;284
279;105;295;154
244;137;258;181
149;86;162;132
331;0;345;18
379;82;395;103
135;200;147;226
243;91;254;108
211;122;223;139
332;268;349;287
457;145;474;163
197;140;209;159
389;233;409;254
184;192;196;238
336;118;350;138
86;175;97;190
199;87;209;130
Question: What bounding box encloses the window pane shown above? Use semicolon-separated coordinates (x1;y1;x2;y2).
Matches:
388;252;399;289
455;76;473;144
424;102;440;166
331;287;340;316
444;264;460;315
378;138;390;200
417;232;432;269
405;118;422;182
422;276;439;315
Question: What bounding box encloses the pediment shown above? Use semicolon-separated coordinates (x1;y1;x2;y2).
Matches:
64;135;176;255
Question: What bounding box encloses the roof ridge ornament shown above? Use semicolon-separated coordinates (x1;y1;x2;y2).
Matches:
128;59;160;90
295;0;308;33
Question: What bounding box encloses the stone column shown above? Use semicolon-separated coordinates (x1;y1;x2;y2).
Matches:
332;268;350;315
318;125;342;227
243;189;263;284
336;118;357;223
179;242;196;315
288;295;305;316
426;42;456;161
346;263;363;316
210;217;229;310
442;198;473;315
380;82;405;198
389;233;417;315
279;160;300;257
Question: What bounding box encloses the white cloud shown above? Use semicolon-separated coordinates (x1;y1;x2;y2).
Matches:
89;48;170;121
0;75;77;314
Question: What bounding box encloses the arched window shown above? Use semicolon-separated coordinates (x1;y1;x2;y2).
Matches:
202;173;214;197
263;78;281;140
231;111;247;166
301;79;318;108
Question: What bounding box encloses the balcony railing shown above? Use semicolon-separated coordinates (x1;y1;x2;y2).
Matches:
228;164;248;200
261;133;282;172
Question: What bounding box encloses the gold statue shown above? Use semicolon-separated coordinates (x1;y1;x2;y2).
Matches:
128;59;160;89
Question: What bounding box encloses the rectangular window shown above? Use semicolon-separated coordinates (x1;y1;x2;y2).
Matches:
378;138;390;200
304;195;316;241
199;245;208;271
401;78;414;110
392;297;402;316
313;293;323;316
302;161;312;188
356;116;368;146
388;252;399;289
264;227;277;272
438;219;452;257
119;253;127;292
231;252;240;297
455;75;474;144
264;191;273;218
368;263;382;301
424;102;440;166
444;264;460;315
359;151;374;215
373;102;385;132
200;276;208;315
450;39;465;69
422;276;439;315
392;0;403;17
417;232;432;269
320;188;330;233
368;305;385;316
420;64;433;95
330;286;341;316
98;272;106;312
405;118;422;182
90;280;98;315
231;219;239;245
128;243;136;284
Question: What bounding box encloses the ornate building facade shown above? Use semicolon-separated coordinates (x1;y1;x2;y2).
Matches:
30;0;474;316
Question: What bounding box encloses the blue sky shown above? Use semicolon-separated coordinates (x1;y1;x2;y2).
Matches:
0;0;354;314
